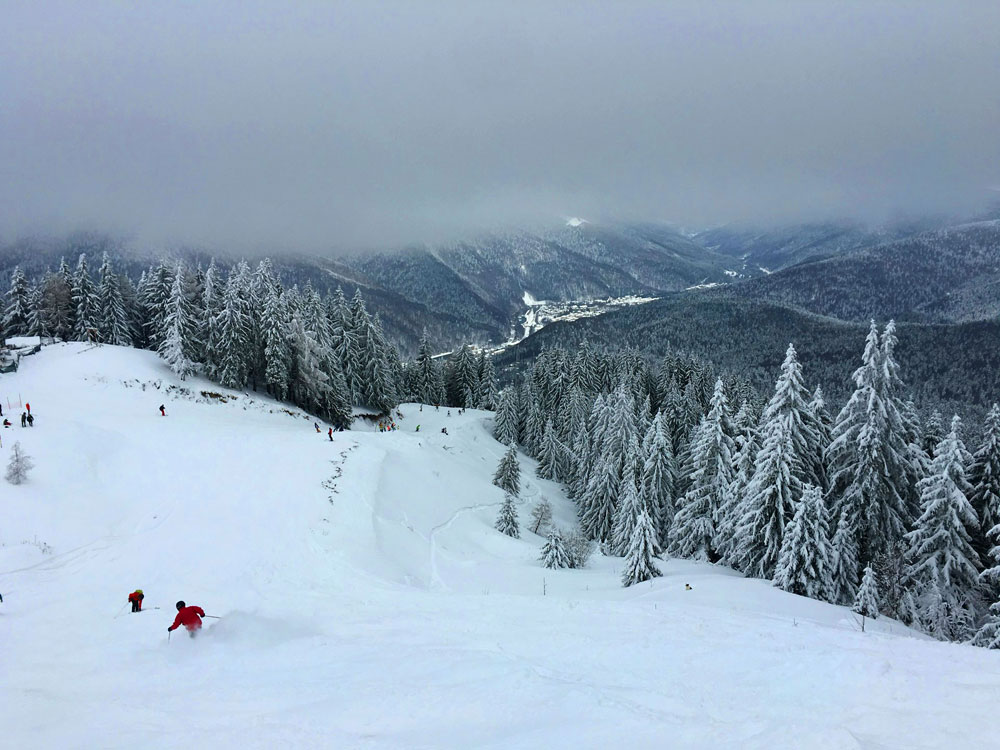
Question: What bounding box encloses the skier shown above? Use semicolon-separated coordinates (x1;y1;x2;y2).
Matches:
27;413;33;427
167;601;206;637
20;412;26;427
415;425;420;432
314;422;320;433
328;427;334;441
159;404;166;417
441;427;448;435
128;589;145;612
2;419;10;428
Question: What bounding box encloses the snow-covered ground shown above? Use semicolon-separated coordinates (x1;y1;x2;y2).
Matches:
2;343;999;749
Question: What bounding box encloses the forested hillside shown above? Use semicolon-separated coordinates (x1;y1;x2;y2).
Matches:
495;294;1000;415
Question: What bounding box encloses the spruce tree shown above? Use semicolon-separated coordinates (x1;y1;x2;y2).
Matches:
495;492;520;538
413;329;445;406
827;322;911;596
261;286;291;400
621;507;662;587
474;351;498;410
923;410;944;457
853;565;880;627
3;267;31;336
536;419;563;481
71;253;99;341
539;529;571;569
641;411;676;546
736;344;818;578
493;443;521;496
493;389;520;446
215;272;251;389
669;379;735;561
158;267;196;380
773;485;833;600
905;416;980;603
96;253;132;346
970;404;1000;554
611;451;644;556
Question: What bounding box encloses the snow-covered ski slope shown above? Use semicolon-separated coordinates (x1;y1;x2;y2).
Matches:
2;344;998;749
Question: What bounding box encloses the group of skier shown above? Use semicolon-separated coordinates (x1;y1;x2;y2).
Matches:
1;401;33;428
126;589;208;638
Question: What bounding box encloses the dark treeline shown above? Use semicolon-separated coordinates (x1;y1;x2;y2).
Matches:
1;253;497;427
495;325;1000;648
494;294;1000;420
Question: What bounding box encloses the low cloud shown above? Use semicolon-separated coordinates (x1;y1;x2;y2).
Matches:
2;1;998;251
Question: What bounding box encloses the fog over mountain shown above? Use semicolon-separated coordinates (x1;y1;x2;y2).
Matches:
2;1;999;251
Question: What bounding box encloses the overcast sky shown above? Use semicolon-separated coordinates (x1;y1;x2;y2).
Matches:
2;1;998;251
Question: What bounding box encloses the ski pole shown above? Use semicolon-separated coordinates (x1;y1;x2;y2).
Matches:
167;631;172;644
203;615;221;619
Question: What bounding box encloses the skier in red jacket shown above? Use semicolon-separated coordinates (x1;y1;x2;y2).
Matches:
168;600;205;637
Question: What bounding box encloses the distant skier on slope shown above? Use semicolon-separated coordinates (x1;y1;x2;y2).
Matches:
167;601;205;637
159;404;166;416
128;589;144;612
314;422;320;433
328;427;334;441
20;412;26;427
26;413;33;427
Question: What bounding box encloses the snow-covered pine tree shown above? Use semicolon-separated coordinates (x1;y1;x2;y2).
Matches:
923;410;944;457
578;387;637;543
26;282;47;339
773;485;833;600
71;253;99;341
970;404;1000;555
493;389;520;446
971;601;1000;649
215;271;251;389
641;411;676;546
536;419;563;481
495;492;520;538
96;253;132;346
493;443;521;496
446;344;478;408
412;329;445;406
716;413;760;568
138;262;173;350
669;379;735;561
158;266;196;380
200;261;222;378
474;351;498;410
900;397;932;524
736;344;818;578
261;286;291;400
361;312;399;414
539;529;571;569
905;416;980;605
621;507;662;587
3;267;31;336
579;449;620;543
853;564;880;628
611;446;644;556
805;386;832;491
826;322;912;598
287;313;334;416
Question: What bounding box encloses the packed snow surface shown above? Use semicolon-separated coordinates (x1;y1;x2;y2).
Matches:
2;343;999;749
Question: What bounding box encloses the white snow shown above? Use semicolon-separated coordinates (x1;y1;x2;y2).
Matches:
565;217;588;227
2;343;999;748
